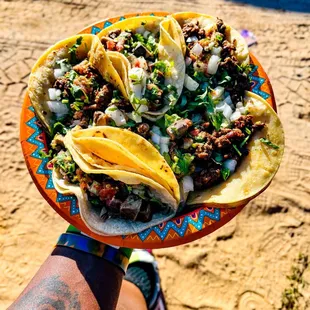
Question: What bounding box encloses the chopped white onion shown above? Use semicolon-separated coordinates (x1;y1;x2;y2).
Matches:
208;42;215;50
151;133;161;145
215;101;226;112
151;125;161;136
230;111;241;122
131;83;142;99
160;143;169;154
47;100;69;115
184;74;199;91
186;36;198;43
127;111;142;123
223;159;237;173
136;104;149;113
236;102;243;108
223;95;233;106
55;89;62;100
238;107;247;115
54;68;64;79
105;105;127;126
48;88;57;100
185;57;192;66
136;26;145;34
207;55;220;75
136;56;148;71
160;136;170;144
210;86;224;99
129;67;145;82
143;30;151;38
223;104;233;120
182;176;194;194
191;43;203;56
211;46;222;56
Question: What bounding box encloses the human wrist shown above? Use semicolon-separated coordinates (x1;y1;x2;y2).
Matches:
55;225;133;273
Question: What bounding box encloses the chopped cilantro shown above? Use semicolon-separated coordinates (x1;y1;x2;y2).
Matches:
165;114;181;128
221;167;231;180
260;138;279;149
68;37;83;64
171;151;194;176
163;152;172;165
39;149;53;159
51;122;66;137
71;101;84;111
209;112;223;131
121;120;136;128
68;70;78;82
70;84;89;103
233;144;242;156
240;135;251;147
245;127;252;135
134;33;145;43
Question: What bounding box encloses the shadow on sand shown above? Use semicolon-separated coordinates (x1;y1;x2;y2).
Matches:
227;0;310;13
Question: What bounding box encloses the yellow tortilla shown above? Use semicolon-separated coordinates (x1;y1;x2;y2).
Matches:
52;137;178;236
171;12;249;64
28;34;127;133
188;91;284;207
97;16;185;119
70;126;180;203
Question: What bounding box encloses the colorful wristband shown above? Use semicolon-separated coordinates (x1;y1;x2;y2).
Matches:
56;227;132;274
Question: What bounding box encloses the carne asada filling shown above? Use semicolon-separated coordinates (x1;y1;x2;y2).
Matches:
101;24;178;113
52;150;168;222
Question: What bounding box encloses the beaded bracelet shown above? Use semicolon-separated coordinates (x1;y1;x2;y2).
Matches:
56;226;132;274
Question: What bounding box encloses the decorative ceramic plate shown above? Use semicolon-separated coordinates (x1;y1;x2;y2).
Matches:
20;12;276;249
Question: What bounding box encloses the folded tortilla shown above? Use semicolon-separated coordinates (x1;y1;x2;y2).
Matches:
188;91;285;207
28;34;127;133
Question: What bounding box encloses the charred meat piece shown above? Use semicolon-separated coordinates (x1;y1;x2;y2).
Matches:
106;198;122;214
108;29;122;39
137;123;150;138
232;115;254;130
120;195;142;221
216;18;226;34
194;167;221;190
167;119;193;140
137;203;152;222
213;128;245;149
54;77;70;97
94;84;113;107
221;40;236;59
195;142;213;160
182;21;206;40
133;43;151;58
145;83;164;103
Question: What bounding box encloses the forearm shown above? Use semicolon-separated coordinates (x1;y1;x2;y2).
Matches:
9;246;124;310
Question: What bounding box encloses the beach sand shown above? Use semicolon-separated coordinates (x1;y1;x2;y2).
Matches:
0;1;309;309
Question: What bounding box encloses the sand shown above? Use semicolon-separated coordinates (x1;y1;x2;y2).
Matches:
0;1;309;309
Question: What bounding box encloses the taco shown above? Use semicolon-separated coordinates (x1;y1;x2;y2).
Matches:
97;16;185;120
187;91;284;206
51;144;177;236
69;126;180;202
28;34;129;134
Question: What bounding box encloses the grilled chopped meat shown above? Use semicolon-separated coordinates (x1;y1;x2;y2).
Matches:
54;77;70;97
216;18;226;34
195;142;213;160
94;84;113;106
106;198;122;214
182;21;206;40
137;123;150;138
137;203;152;222
108;29;122;39
214;128;245;149
120;195;142;221
194;167;221;189
167;119;193;140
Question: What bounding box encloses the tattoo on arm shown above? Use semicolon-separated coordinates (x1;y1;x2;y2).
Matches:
10;276;81;310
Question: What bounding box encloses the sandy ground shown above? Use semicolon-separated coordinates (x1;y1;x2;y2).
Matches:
0;0;309;309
